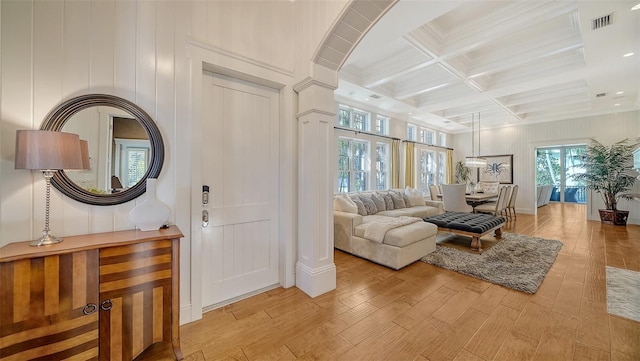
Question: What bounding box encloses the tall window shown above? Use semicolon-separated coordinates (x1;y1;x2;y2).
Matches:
425;129;435;144
438;152;446;185
419;150;436;195
375;143;389;190
338;106;370;131
376;116;389;135
337;138;369;192
407;124;417;141
439;133;447;147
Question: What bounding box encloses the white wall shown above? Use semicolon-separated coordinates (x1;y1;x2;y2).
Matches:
0;0;348;324
451;111;640;223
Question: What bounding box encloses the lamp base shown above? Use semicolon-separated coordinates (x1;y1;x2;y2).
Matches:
29;233;63;247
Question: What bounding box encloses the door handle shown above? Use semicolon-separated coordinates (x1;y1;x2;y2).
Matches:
202;210;209;227
101;299;113;311
83;303;97;315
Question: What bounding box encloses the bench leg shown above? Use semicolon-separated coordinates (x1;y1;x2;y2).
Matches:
471;236;483;254
495;227;503;239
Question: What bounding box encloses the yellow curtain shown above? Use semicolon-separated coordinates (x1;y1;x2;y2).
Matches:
446;149;454;184
391;139;401;188
405;142;415;188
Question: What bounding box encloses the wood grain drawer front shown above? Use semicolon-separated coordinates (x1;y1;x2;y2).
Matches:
98;240;172;361
0;250;100;361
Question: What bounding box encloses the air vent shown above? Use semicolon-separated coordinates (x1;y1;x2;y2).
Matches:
369;94;381;99
596;92;607;98
592;14;612;30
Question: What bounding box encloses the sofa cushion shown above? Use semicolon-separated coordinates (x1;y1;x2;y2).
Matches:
405;187;426;207
390;191;406;209
404;205;442;219
381;192;394;210
377;209;415;217
361;196;378;215
355;220;437;248
333;193;357;213
370;193;386;212
351;196;367;216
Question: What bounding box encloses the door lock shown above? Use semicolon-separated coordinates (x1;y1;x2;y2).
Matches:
202;210;209;227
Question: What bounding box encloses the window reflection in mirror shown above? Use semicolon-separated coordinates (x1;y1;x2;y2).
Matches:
62;106;150;194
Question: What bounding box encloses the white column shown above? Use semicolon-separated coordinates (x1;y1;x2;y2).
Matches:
293;75;337;297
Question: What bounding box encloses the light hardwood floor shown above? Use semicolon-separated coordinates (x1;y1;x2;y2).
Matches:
178;203;640;361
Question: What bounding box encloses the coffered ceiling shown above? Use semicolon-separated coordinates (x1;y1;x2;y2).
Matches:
336;0;640;133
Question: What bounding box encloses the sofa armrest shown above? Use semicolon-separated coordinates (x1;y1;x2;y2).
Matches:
424;200;444;214
333;211;362;252
334;211;362;232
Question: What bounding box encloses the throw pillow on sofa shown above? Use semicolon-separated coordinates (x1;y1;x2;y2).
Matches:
370;193;386;212
390;191;406;209
405;187;426;207
380;192;394;210
350;196;367;216
333;193;357;213
360;196;378;215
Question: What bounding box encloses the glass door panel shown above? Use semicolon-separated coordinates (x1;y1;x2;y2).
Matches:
536;146;586;204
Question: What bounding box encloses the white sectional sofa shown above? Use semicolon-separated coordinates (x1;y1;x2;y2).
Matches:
333;188;443;270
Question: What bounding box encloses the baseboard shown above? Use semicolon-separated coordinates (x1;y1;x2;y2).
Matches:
180;304;193;325
295;261;336;297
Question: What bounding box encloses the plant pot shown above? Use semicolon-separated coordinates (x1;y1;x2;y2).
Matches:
598;209;629;226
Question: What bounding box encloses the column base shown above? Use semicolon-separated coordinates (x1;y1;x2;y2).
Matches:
295;261;336;297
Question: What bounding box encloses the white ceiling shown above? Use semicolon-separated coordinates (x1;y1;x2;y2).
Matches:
336;0;640;133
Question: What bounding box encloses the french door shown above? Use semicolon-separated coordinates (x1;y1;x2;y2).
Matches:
536;145;586;203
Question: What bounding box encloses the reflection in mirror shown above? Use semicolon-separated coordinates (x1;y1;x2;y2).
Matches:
62;107;150;194
40;94;164;206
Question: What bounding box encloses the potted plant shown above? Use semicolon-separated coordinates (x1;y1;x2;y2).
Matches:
570;139;638;225
454;161;474;192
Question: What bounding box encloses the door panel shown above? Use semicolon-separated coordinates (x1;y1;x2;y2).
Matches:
199;72;279;308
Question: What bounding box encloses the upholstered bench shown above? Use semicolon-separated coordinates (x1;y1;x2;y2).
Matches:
423;212;505;254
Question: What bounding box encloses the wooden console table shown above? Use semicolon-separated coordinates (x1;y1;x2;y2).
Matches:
0;226;184;361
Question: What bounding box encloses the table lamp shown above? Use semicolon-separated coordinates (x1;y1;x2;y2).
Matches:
15;130;83;246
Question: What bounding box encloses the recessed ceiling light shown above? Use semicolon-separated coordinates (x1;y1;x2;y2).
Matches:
614;103;621;106
623;52;635;57
632;3;640;10
616;91;624;95
364;98;370;101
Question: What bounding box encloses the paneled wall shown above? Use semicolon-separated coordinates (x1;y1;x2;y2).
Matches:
451;111;640;223
0;0;349;324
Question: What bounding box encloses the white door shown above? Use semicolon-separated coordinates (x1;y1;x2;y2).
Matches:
198;72;279;308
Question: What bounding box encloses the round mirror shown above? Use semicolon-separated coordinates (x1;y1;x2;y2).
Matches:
41;94;164;205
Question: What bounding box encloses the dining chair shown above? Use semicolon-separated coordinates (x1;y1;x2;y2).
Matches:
429;184;440;201
478;181;500;194
506;185;518;219
441;184;473;213
475;185;511;217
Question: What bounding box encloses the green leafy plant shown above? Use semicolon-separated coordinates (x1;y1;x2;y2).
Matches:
570;139;638;211
454;161;471;184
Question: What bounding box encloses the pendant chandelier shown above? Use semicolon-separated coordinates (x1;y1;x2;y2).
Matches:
465;112;487;168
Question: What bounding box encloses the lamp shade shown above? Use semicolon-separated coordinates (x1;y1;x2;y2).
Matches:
15;130;83;170
79;139;91;170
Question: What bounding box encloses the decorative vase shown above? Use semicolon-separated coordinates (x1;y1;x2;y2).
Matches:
129;178;170;231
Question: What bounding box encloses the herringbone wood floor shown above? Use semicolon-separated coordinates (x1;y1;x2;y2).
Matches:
177;203;640;361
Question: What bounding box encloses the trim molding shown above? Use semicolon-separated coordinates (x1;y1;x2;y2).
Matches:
295;261;336;298
185;37;295;78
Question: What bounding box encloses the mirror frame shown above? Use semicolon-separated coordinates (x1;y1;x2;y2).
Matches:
40;94;164;206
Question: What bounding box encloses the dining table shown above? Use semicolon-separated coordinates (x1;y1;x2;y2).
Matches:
436;192;498;209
